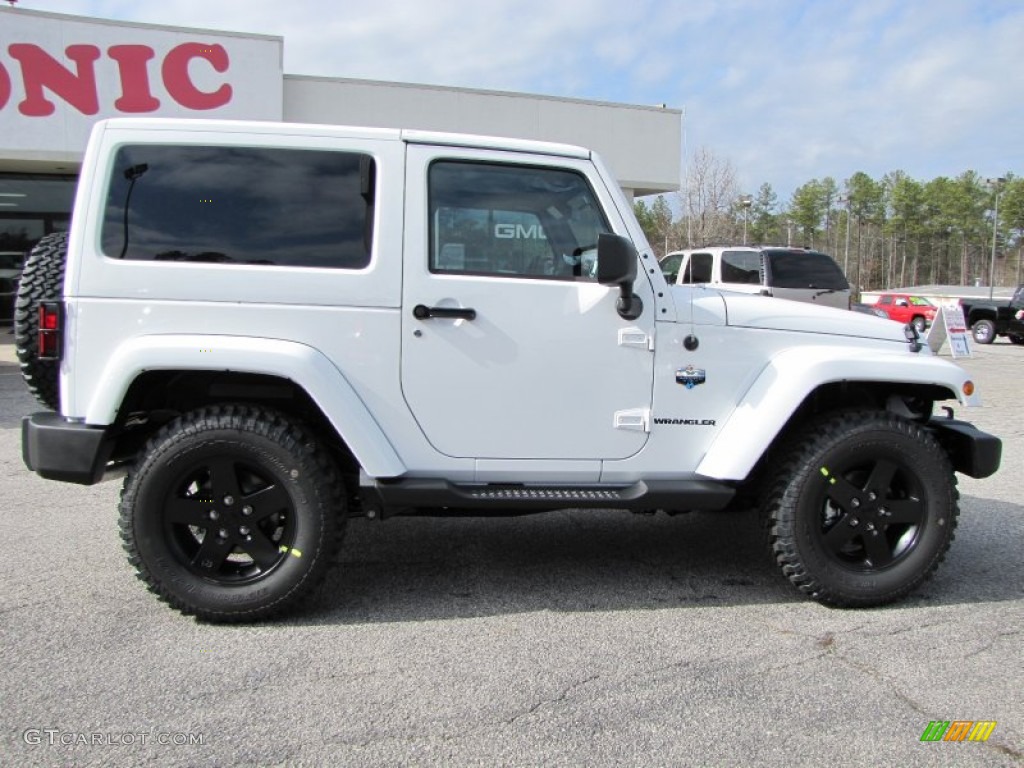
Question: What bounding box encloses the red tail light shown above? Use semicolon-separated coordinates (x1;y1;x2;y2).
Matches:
38;302;63;360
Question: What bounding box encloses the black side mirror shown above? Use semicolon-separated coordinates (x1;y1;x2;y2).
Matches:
597;233;643;320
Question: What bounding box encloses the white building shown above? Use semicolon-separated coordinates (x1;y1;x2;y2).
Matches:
0;7;682;255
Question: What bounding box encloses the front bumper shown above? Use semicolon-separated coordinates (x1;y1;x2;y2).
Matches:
927;416;1001;479
22;413;115;485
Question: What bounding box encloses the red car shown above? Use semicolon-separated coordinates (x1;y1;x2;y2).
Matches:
873;294;938;332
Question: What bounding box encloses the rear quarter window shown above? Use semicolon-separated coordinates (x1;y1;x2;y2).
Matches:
101;144;375;269
766;250;849;290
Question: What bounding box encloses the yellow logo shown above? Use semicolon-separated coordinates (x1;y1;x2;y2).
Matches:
920;721;996;742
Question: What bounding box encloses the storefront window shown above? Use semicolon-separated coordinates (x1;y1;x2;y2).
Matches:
0;218;45;253
0;174;77;254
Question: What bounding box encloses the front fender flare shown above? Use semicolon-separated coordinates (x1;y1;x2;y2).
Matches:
696;347;974;481
83;334;406;478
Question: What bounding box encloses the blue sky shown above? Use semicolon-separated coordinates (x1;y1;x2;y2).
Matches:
15;0;1024;203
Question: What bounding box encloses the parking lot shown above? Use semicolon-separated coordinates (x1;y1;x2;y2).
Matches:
1;330;1021;767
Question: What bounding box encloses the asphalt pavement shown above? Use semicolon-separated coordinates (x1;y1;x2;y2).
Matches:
1;327;1021;767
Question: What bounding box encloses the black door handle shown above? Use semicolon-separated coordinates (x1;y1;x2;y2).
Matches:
412;304;477;321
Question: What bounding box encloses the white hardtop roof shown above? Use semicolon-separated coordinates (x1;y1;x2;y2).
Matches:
95;118;591;159
665;245;826;256
401;129;589;159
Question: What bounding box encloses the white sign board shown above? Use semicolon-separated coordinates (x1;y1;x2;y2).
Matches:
0;9;283;160
926;304;972;358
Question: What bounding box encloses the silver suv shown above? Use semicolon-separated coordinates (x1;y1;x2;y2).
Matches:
660;246;851;310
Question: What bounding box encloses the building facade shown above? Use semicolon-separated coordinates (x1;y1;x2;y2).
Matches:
0;7;681;257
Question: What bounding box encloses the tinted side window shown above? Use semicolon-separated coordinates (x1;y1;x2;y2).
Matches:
102;145;374;268
720;250;762;284
682;252;713;283
428;161;610;279
767;251;849;290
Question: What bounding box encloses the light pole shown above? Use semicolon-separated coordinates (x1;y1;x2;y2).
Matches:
987;177;1006;300
838;195;851;276
738;194;753;245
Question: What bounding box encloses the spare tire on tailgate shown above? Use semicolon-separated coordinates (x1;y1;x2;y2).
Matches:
14;232;68;411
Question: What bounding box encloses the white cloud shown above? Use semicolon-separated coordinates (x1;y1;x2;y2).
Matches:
16;0;1024;198
667;1;1024;199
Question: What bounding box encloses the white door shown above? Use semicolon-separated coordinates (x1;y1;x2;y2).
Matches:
400;145;655;461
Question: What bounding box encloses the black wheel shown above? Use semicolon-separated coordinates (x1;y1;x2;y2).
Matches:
14;232;68;410
764;410;958;607
119;404;345;622
911;315;926;334
1008;334;1024;346
971;318;996;344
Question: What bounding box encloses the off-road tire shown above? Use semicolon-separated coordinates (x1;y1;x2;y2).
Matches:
119;404;345;622
14;232;68;410
971;318;996;345
764;409;958;607
1008;334;1024;345
911;315;926;334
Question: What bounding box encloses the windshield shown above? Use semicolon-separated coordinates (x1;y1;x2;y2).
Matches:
766;249;849;290
659;253;683;283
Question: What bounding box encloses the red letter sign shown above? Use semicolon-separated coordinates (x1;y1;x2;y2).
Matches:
9;43;101;116
108;45;160;112
161;42;232;110
0;60;10;110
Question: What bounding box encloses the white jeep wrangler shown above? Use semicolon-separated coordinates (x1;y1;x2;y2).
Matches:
19;118;1001;622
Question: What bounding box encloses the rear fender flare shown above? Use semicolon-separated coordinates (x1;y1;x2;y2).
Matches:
83;334;406;478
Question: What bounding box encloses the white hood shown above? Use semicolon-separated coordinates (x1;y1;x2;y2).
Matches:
724;293;910;341
673;287;912;344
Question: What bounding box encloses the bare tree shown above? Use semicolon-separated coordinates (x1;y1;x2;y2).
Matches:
679;147;740;247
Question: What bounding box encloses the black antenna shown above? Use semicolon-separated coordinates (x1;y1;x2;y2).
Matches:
120;164;149;258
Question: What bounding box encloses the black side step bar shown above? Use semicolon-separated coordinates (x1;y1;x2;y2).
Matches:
359;476;735;518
